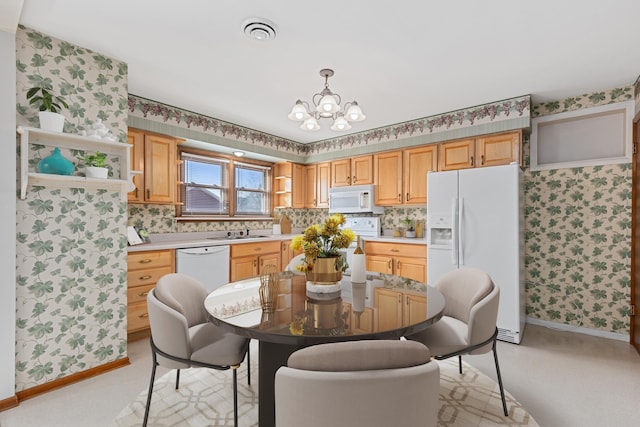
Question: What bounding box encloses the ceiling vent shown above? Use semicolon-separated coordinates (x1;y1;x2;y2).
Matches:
242;18;277;41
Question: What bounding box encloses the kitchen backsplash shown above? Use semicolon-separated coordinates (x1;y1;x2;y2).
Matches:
128;204;426;236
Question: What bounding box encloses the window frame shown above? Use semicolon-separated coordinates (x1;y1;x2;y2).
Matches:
178;147;273;219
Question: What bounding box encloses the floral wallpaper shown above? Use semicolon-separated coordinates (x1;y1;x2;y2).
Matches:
129;94;530;157
15;26;128;391
524;86;633;334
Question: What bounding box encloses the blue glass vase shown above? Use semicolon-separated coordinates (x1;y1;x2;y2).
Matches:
37;148;75;176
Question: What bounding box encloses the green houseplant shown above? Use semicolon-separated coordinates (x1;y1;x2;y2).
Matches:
26;86;69;132
77;151;108;179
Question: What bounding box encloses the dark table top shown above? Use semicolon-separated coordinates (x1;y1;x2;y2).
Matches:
205;272;445;346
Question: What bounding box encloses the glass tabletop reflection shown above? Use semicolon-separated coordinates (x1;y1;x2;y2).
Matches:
205;272;445;345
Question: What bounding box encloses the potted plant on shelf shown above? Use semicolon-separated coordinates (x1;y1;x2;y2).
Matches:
77;151;109;179
290;213;355;284
25;86;69;133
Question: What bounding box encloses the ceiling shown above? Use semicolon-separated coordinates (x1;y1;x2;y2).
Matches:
13;0;640;145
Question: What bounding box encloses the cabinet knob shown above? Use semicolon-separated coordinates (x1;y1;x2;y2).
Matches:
406;193;409;202
397;260;401;270
397;295;402;303
146;189;151;199
139;274;152;280
139;259;152;264
391;249;399;253
138;291;149;297
397;193;401;202
481;154;485;165
139;313;149;319
387;260;392;270
353;175;356;183
347;176;351;184
470;156;474;166
254;259;257;267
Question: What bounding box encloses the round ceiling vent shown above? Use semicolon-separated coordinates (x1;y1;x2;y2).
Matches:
242;17;277;41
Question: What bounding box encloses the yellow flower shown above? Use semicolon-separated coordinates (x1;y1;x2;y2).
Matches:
289;317;305;335
290;235;303;251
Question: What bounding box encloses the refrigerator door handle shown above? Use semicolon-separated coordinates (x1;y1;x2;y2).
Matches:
458;197;464;266
451;198;458;265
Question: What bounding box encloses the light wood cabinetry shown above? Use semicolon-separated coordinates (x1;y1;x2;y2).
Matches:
304;162;331;208
274;162;293;208
127;249;175;339
230;241;282;282
439;130;521;171
128;128;181;204
374;287;426;330
373;151;403;205
280;239;303;271
364;241;427;283
374;146;437;206
331;155;373;187
291;163;306;208
475;131;521;167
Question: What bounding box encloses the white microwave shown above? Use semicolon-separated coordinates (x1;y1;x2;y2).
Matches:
328;184;384;214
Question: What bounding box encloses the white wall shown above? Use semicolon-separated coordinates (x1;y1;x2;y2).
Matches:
0;28;17;401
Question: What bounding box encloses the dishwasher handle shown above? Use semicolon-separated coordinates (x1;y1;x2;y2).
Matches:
178;246;230;255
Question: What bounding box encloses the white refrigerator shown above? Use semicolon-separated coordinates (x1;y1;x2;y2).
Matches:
426;163;525;344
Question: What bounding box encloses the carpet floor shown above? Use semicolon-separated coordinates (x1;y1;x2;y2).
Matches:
112;342;538;427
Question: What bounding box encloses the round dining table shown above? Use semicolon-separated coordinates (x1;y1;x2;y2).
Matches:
204;272;445;427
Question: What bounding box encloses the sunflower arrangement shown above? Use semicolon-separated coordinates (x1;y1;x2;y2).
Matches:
290;213;355;273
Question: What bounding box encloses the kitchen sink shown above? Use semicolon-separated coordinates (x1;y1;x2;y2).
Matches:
207;235;270;240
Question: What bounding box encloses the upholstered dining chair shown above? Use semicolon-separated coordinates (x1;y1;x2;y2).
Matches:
274;340;439;427
144;273;250;427
405;267;508;416
285;253;305;274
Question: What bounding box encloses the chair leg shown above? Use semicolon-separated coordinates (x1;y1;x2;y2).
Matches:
458;354;463;374
492;339;508;416
143;352;159;427
175;369;181;389
246;344;251;386
232;366;238;427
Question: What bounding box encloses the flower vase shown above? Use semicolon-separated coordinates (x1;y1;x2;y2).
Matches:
306;256;343;284
37;147;75;176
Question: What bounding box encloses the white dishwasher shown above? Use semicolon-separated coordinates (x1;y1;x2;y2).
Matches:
176;246;230;292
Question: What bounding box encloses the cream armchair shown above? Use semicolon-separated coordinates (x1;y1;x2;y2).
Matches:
274;340;439;427
144;273;250;427
406;267;508;416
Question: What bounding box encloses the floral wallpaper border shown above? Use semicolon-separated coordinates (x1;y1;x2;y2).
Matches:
128;94;530;157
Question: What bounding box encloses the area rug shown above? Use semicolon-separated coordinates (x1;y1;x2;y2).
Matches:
112;342;538;427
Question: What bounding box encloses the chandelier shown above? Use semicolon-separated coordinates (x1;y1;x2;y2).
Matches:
288;69;366;131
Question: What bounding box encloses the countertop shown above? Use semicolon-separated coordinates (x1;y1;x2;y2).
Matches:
127;230;427;252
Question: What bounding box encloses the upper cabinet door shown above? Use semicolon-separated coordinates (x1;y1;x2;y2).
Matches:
403;146;437;205
331;158;351;187
351;155;373;185
304;164;317;208
316;162;331;208
476;130;521;167
374;151;403;205
438;138;475;171
291;163;306;208
144;134;177;203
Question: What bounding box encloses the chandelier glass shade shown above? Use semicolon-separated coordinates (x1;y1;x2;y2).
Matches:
288;69;366;131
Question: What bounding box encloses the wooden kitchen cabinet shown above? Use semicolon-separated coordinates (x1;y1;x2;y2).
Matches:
230;241;282;281
128;128;182;204
331;155;373;187
374;147;436;206
374;287;426;330
274;162;293;208
475;130;521;167
373;151;403;205
364;241;427;283
439;130;521;171
439;138;476;171
291;163;306;208
127;249;175;340
280;239;303;271
304;162;330;208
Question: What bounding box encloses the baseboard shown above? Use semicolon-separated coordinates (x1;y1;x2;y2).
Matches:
15;357;130;403
0;395;19;412
526;317;629;342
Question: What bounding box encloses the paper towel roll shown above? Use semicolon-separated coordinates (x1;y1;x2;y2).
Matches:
350;253;366;283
